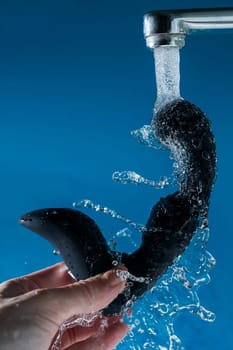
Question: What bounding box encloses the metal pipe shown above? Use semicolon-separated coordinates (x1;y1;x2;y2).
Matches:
144;8;233;48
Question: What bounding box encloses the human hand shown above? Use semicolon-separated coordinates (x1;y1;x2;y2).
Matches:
0;263;128;350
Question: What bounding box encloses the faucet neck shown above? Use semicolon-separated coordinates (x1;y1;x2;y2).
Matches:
144;8;233;48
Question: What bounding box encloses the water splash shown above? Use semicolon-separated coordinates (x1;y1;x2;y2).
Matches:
73;196;215;349
73;199;147;233
51;271;151;350
120;219;215;350
116;269;151;284
115;227;138;249
112;171;171;189
131;124;165;149
51;312;99;350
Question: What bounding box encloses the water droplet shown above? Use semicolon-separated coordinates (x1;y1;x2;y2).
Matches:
53;249;60;255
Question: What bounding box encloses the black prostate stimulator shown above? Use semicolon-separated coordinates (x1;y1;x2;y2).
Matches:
20;99;216;315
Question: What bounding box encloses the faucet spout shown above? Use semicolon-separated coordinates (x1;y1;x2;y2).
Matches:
144;8;233;48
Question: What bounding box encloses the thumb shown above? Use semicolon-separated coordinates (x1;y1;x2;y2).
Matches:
34;269;127;324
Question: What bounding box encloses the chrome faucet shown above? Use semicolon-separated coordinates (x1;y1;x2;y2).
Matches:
144;8;233;48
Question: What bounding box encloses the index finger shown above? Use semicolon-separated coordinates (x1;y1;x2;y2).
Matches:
25;262;75;288
0;263;75;297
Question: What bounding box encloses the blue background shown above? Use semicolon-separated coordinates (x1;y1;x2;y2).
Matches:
0;0;233;349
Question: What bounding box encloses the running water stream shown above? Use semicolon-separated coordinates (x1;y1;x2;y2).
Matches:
153;46;181;113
